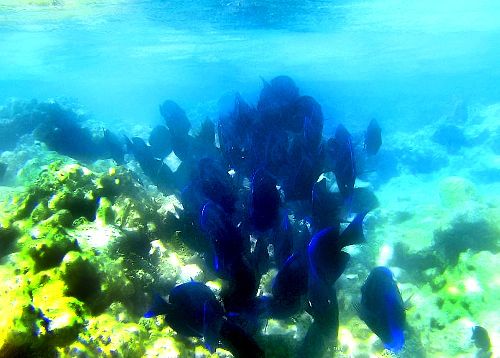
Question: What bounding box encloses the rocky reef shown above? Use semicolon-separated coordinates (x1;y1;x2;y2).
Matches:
0;97;498;357
0;159;207;356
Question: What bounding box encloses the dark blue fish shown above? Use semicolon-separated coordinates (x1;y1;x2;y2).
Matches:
219;318;265;358
299;316;337;358
199;199;258;310
282;137;323;201
102;129;126;164
305;212;368;355
196;118;215;146
144;281;224;352
200;201;247;275
148;125;172;159
364;119;382;155
125;136;153;163
311;178;342;234
270;253;308;318
329;124;356;203
218;92;256;170
308;227;350;285
125;136;174;191
305;215;367;358
250;127;288;177
223;256;258;312
159;100;191;138
472;325;492;358
295;96;324;152
198;158;237;214
308;210;367;286
358;266;406;352
257;75;299;128
300;284;339;358
332;124;356;202
170;132;193;162
180;182;205;216
339;210;369;247
250;168;280;231
272;212;293;269
190;119;219;162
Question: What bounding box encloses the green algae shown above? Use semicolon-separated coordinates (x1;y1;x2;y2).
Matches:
0;160;201;356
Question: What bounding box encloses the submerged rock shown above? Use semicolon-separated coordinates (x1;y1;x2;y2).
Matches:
432;124;467;153
438;176;478;208
433;203;498;264
0;158;202;355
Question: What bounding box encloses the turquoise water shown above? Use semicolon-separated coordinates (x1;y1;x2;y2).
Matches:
0;1;499;357
2;1;500;129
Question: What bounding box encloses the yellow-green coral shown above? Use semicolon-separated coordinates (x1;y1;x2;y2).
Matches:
0;160;198;356
32;278;86;346
0;265;43;353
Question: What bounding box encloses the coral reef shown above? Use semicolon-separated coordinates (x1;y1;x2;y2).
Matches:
0;160;199;355
0;98;498;357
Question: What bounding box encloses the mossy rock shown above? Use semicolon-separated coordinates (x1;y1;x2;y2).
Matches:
0;221;19;257
60;251;102;305
433;205;499;264
26;225;79;272
0;265;55;355
32;278;86;347
144;336;185;358
432;251;500;321
60;251;134;314
64;313;147;357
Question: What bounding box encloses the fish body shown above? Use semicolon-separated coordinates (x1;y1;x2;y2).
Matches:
296;96;324;152
272;212;293;269
217;92;256;171
125;136;174;191
472;325;492;358
270;253;308;318
200;201;247;275
250;168;280;231
332;124;356;202
102;129;125;164
364;119;382;155
159;100;191;138
283;137;323;200
198;158;237;214
219;318;265;358
300;283;340;358
257;75;299;128
144;282;224;351
311;178;342;233
358;266;406;352
148;125;172;159
308;227;350;285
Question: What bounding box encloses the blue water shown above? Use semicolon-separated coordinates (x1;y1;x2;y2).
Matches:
1;2;499;356
1;0;500;132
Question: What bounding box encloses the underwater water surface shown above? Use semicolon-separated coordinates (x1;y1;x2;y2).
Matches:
0;1;499;357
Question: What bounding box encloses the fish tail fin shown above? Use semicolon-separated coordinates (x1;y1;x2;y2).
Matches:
144;293;169;318
339;210;369;248
220;319;264;358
